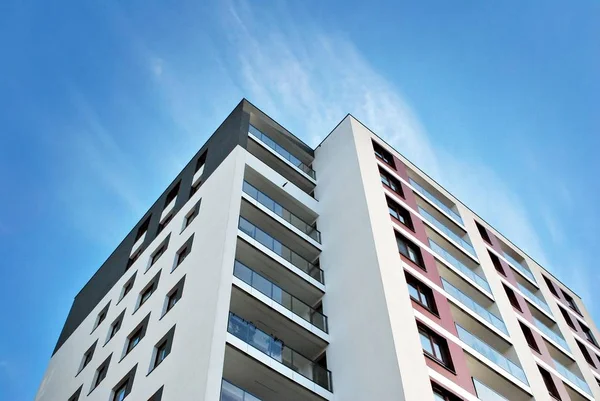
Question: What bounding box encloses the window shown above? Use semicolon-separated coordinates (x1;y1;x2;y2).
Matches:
190;180;201;197
396;233;424;268
475;221;492;244
581;324;598;347
379;167;404;197
156;213;173;235
387;198;413;230
373;141;394;166
488;251;505;276
504;285;522;312
148;386;164;401
164;182;180;207
418;324;453;369
539;367;561;400
126;250;141;270
561;290;581;315
195;151;207;173
78;341;97;374
544;276;559;297
135;215;151;241
68;386;83;401
182;200;201;231
432;384;461;401
163;276;185;317
150;325;176;372
107;310;126;343
120;273;136;301
406;273;437;314
91;354;112;392
124;313;150;356
138;270;161;310
577;341;597;367
112;365;137;401
93;302;110;331
559;306;577;330
149;236;170;268
519;322;540;353
174;234;194;270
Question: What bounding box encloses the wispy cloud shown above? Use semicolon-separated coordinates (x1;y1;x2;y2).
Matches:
222;0;550;267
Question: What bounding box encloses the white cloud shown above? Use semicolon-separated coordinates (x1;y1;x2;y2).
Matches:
151;57;164;77
222;0;549;266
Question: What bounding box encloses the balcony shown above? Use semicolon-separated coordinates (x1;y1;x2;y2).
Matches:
408;177;463;224
456;324;528;385
553;358;592;396
227;313;332;392
221;380;262;401
502;251;536;284
517;282;552;316
418;206;476;257
473;378;509;401
238;217;324;284
442;278;507;335
429;239;490;293
234;260;328;333
243;181;320;244
534;317;570;352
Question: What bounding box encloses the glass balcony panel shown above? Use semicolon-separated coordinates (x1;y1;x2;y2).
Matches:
442;279;508;334
534;318;569;351
232;261;328;332
473;379;509;401
553;359;591;395
409;178;463;224
517;283;552;315
503;253;536;283
418;207;476;256
227;313;332;391
456;324;528;385
239;218;256;237
429;239;491;293
220;380;246;401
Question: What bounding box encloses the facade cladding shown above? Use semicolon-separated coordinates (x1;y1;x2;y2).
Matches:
37;99;600;401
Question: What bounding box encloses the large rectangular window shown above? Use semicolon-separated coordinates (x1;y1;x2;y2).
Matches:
519;322;540;354
539;367;561;400
504;285;522;312
373;141;394;167
387;198;413;230
418;324;453;370
475;221;492;244
559;306;577;330
379;167;404;197
577;341;597;367
544;276;559;297
406;273;437;314
561;290;582;316
581;324;598;347
488;251;505;276
396;233;424;268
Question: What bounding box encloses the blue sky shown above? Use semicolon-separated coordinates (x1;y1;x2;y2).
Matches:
0;1;598;399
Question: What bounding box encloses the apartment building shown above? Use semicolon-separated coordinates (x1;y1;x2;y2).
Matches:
36;99;600;401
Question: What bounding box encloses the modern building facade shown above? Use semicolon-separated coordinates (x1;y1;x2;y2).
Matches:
36;99;600;401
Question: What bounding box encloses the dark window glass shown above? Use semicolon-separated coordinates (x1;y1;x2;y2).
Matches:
577;341;597;367
559;306;576;330
127;328;143;353
544;276;559;297
387;199;413;230
406;273;437;314
519;322;540;353
396;234;424;268
157;214;173;235
488;251;505;276
151;244;167;266
190;181;201;197
121;275;135;299
539;367;561;400
176;245;190;267
79;341;97;373
68;386;82;401
165;182;180;207
167;290;179;312
504;285;522;312
379;168;404;197
432;385;461;401
155;341;169;367
113;381;128;401
195;151;207;173
135;216;151;241
126;251;141;270
475;221;492;244
562;290;581;315
581;324;598;347
373;141;394;166
95;364;108;387
140;285;154;306
148;386;164;401
418;325;453;369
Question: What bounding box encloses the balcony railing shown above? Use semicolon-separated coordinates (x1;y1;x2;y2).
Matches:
418;206;476;256
243;181;321;243
517;283;552;316
503;252;536;283
429;239;491;293
234;261;328;333
249;125;316;179
227;313;333;391
534;317;569;351
442;279;507;335
553;358;591;395
409;178;463;224
456;324;528;385
221;380;262;401
473;378;509;401
238;217;324;284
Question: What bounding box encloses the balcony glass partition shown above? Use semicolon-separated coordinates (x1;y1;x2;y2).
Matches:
418;207;476;256
503;253;536;283
534;318;569;351
442;279;507;335
517;283;552;316
553;359;592;395
429;239;491;293
227;313;333;391
234;261;328;332
473;379;509;401
221;380;262;401
409;178;463;224
456;324;528;385
249;125;316;179
242;181;320;243
238;217;324;284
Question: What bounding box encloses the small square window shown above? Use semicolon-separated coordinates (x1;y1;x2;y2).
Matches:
68;386;83;401
182;200;201;231
163;276;185;317
111;365;137;401
167;290;179;312
124;314;150;358
140;286;154;306
78;340;97;374
157;214;173;235
126;250;142;270
90;354;112;392
106;310;126;344
190;180;201;197
135;216;151;242
164;182;180;207
137;270;161;310
150;325;176;373
148;386;164;401
127;329;142;353
93;303;110;332
120;273;136;302
151;245;167;265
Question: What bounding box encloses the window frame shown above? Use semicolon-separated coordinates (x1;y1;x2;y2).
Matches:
418;325;453;370
379;167;404;197
488;251;506;276
90;354;112;393
503;284;522;312
559;306;577;330
475;221;492;244
387;198;414;230
396;233;424;269
373;140;395;167
406;273;438;315
149;325;176;373
539;366;561;400
519;322;540;354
